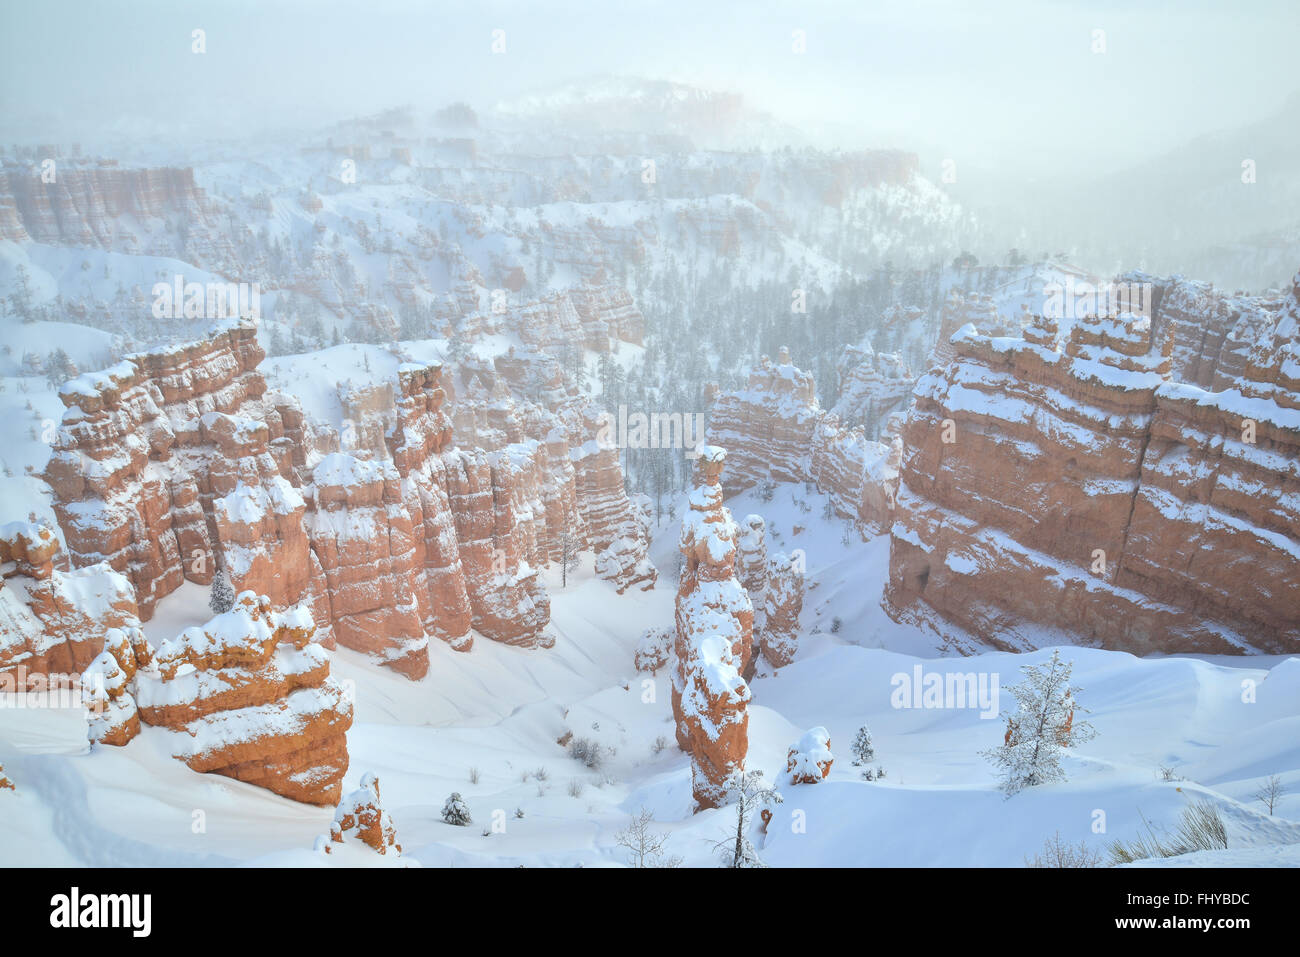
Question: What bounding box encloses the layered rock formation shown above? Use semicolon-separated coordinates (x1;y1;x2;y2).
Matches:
809;419;901;536
443;448;551;647
1123;272;1282;390
43;321;321;621
672;447;753;810
707;348;820;495
0;522;142;680
306;454;429;677
707;349;901;536
885;270;1300;655
831;339;913;440
386;362;475;651
761;552;805;668
135;592;353;804
39;300;657;672
927;291;1021;370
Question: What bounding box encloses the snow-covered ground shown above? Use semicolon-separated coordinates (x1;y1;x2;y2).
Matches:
3;484;1296;867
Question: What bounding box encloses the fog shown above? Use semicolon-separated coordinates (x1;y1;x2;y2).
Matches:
2;0;1297;286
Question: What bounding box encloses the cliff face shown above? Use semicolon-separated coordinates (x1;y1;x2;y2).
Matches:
831;339;913;440
1127;272;1282;391
306;454;429;677
706;347;821;495
707;347;901;536
0;163;242;273
884;271;1300;655
387;364;475;651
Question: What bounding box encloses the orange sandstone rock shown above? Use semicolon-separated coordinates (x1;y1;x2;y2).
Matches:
1;522;142;680
330;773;402;855
135;592;353;805
786;727;833;784
671;447;753;810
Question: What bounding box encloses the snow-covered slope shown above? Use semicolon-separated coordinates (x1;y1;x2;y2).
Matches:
3;485;1296;867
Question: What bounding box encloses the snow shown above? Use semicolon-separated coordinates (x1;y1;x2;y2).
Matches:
3;480;1297;867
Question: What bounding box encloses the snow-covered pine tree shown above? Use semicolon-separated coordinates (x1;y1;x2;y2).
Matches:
441;792;472;826
713;768;783;868
208;567;235;616
982;649;1095;796
850;726;874;766
560;528;580;587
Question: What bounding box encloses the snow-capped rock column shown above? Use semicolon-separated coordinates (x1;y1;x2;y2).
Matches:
443;448;552;647
329;772;402;855
306;453;429;679
82;649;140;747
761;551;805;668
387;363;474;652
671;446;754;810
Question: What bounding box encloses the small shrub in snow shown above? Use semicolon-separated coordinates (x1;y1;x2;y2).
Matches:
615;807;682;868
468;766;480;784
514;807;525;819
850;726;874;766
533;766;549;782
713;770;782;868
567;736;604;769
441;792;472;826
652;735;669;755
1025;831;1103;868
830;616;843;634
567;779;585;798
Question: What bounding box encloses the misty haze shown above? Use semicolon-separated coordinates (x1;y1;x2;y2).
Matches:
0;0;1297;900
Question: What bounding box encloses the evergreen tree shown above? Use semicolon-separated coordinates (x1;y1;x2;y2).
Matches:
982;649;1095;796
208;567;235;615
850;726;875;766
559;528;581;587
441;792;472;826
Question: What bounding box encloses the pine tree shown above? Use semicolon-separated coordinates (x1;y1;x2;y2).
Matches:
850;726;874;766
208;567;235;615
441;792;472;826
559;528;581;587
982;649;1096;796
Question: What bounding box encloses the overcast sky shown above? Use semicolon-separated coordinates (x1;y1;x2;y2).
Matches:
2;0;1295;179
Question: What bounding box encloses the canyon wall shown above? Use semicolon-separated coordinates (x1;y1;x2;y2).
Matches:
706;346;901;536
884;272;1300;655
41;318;654;673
